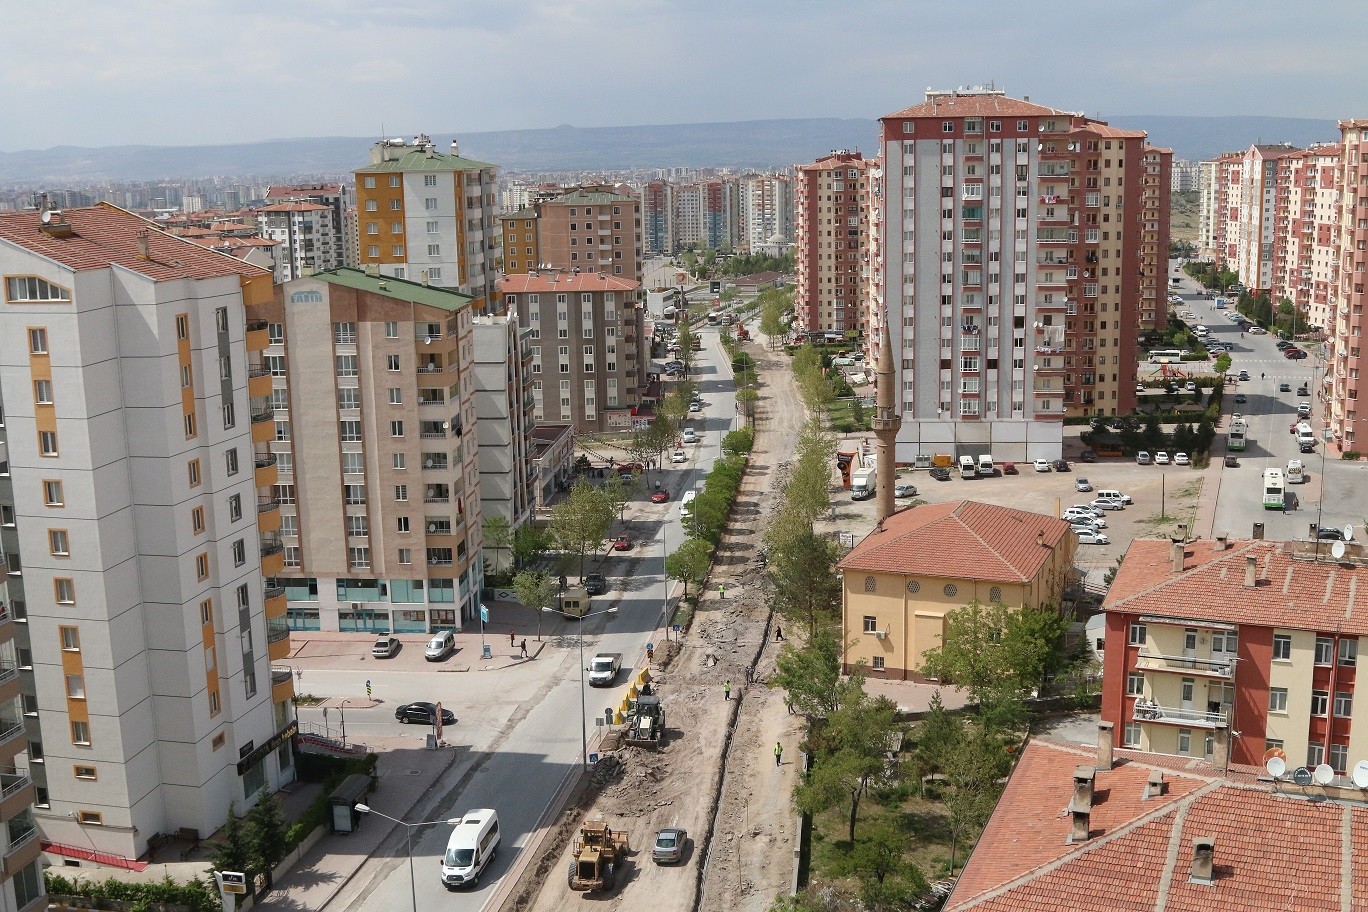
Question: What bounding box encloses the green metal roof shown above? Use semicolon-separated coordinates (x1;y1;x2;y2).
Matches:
356;148;496;173
502;208;537;220
552;188;636;205
315;268;474;312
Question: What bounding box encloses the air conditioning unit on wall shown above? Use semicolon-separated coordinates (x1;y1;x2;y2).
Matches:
873;630;887;640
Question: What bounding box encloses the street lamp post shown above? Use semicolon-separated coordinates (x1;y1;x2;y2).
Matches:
353;804;463;912
543;603;619;770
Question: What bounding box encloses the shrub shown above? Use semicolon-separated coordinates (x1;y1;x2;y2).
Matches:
1344;451;1361;461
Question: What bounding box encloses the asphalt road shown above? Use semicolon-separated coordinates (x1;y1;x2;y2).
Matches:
331;327;738;912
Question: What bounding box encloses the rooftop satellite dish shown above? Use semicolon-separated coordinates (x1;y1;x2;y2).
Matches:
1314;763;1335;786
1345;524;1355;541
40;209;54;224
1266;756;1286;778
1332;541;1347;560
1353;761;1368;789
1292;766;1314;787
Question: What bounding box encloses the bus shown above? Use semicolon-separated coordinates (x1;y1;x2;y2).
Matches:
1262;469;1285;510
1228;415;1247;452
706;311;721;325
1148;349;1183;364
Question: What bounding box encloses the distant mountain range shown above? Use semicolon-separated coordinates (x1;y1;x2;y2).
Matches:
0;115;1342;184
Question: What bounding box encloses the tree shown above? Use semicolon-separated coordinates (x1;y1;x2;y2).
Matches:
830;818;929;912
796;684;901;841
766;525;842;637
676;323;699;371
941;723;1011;874
482;516;512;577
246;792;288;890
511;523;548;570
736;385;758;421
513;569;557;637
624;428;659;481
211;802;253;897
772;628;846;719
548;481;613;579
910;691;960;795
665;537;712;598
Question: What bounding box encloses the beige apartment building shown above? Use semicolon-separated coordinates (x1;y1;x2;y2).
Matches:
500;272;646;433
472;311;536;531
255;269;484;632
500;185;643;285
794;150;871;335
0;203;294;863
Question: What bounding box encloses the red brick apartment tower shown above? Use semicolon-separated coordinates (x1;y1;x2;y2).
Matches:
1329;121;1368;452
794;151;870;335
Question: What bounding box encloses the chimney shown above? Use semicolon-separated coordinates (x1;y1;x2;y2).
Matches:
1189;836;1215;884
1212;726;1230;770
1243;555;1258;588
1145;769;1166;799
1069;764;1095;842
1214;533;1228;552
1252;522;1265;540
1171;536;1185;573
135;230;151;260
1310;523;1320;538
1176;523;1188;540
1096;722;1114;771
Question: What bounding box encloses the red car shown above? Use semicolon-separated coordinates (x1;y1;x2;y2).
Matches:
650;490;669;504
612;536;633;551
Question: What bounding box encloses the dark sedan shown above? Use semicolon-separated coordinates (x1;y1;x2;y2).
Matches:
395;702;456;725
929;467;951;481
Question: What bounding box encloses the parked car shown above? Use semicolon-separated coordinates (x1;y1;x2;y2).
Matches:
1298;386;1310;396
1137;451;1152;465
1234;394;1247;404
681;429;699;444
1155;451;1171;465
1248;326;1267;335
1174;452;1190;466
1052;459;1070;472
1071;504;1105;517
652;828;688;865
1276;341;1293;350
1238;370;1250;381
1070;522;1104;536
372;636;399;659
425;631;455;661
688;401;703;412
1297;403;1312;417
1075;529;1110;545
1279;382;1292;392
612;536;633;552
894;483;918;498
395;702;456;726
1224;455;1240;467
650;489;670;504
1079;450;1097;463
1064;512;1106;529
1033;459;1052;473
584;573;608;595
1090;498;1125;511
671;449;687;463
1075;477;1093;493
1002;461;1018;475
929;467;951;481
1317;528;1345;541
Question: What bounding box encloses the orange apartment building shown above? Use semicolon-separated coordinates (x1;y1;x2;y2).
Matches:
499;185;643;286
794;150;871;336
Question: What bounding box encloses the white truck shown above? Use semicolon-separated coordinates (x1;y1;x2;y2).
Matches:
850;466;876;500
1285;459;1306;485
587;653;622;687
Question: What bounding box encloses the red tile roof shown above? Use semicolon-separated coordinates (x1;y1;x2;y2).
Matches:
500;272;640;293
796;152;868;172
1103;538;1368;635
1070;123;1149;140
883;93;1070;120
0;203;268;281
948;739;1365;912
265;183;341;199
256;202;330;213
838;501;1072;583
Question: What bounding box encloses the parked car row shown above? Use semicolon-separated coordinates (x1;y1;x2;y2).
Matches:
1136;451;1190;466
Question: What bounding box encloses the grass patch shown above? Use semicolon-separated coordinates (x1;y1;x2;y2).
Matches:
828;399;872;432
809;781;961;889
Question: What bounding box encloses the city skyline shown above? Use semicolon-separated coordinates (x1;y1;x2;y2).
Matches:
4;1;1367;151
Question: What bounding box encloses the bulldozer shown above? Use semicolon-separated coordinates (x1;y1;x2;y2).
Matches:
624;693;665;749
568;816;630;892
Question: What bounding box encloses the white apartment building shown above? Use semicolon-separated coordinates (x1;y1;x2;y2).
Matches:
262;270;484;633
738;175;794;251
1196;159;1220;260
255;201;341;282
473;312;536;532
675;180;739;250
0;204;296;861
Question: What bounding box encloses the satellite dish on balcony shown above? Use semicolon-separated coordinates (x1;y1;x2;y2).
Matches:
428;524;437;533
1345;524;1355;541
1265;756;1286;778
1353;760;1368;789
1333;541;1347;560
1313;763;1335;786
424;337;432;345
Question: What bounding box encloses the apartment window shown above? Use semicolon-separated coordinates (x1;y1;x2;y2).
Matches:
273;483;295;504
284;547;301;568
1177;729;1192;756
222;403;236;429
200;600;213;626
388;388;403;405
60;626;79;651
349;547;371;569
1308;742;1325;767
1335;692;1354;717
43;480;63;506
225;448;239;476
1128;622;1146;645
427;244;440;256
425;197;437;210
209;691;221;715
367;245;379;258
342;452;364;474
390;420;404;437
344;484;366;505
228;494;242;522
424;174;437;186
267;322;284;344
398;548;412;565
1340;639;1358;667
33;379;53;404
1316;636;1334;665
74;765;96;780
1126;673;1144;696
393;453;406;470
1269;687;1288;713
426;220;439;233
71;721;91;745
1272;634;1292;661
397;516;410;533
1122;722;1141;747
365;200;377;212
176;314;189;339
385;320;399;339
54;578;74;604
346;516;369;537
66;674;85;699
196;553;210;581
395;484;408;502
232;539;246;567
275;420;291;442
862;616;877;633
266;355;286;377
39;430;58;456
336;355;358;377
387;355;401;371
338;388;360;410
27;327;48;353
1311;690;1329;716
340;421;362;442
191;507;206;535
181;365;191;389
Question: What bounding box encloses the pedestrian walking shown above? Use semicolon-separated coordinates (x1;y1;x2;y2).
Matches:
775;625;784;642
724;680;732;700
510;630;516;648
719;583;727;599
774;741;783;766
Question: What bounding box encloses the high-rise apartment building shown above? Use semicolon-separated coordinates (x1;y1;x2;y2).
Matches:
354;136;500;311
1236;144;1301;293
472;312;536;531
501;272;645;433
499;186;643;285
1196;159;1221;260
1328;120;1368;452
676;180;739;250
738;174;794;252
255;202;341;282
265;183;350;267
642;181;676;256
794;151;871;335
259;269;484;632
873;88;1170;460
1274;145;1340;332
0;204;295;861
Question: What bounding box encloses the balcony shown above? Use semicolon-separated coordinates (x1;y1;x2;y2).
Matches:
271;666;295;703
254;451;277;469
260;535;284;558
246;320;269;352
0;770;31;822
250;409;274;424
263;582;286;601
1132;700;1227;729
257;495;280;515
1134;652;1234;679
0;719;25;763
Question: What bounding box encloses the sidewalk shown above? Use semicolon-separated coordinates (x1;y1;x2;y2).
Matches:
862;677;971;714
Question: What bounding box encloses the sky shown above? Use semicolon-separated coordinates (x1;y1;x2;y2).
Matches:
2;0;1362;151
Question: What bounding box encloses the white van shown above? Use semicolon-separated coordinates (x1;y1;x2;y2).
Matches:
977;454;994;476
959;455;978;479
442;809;500;888
1295;425;1316;447
680;490;698;519
1095;489;1133;505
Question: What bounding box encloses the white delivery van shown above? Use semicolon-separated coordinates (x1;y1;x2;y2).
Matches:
680;490;698;519
977;454;994;476
441;809;500;888
1095;489;1133;505
1295;424;1316;448
959;455;978;479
